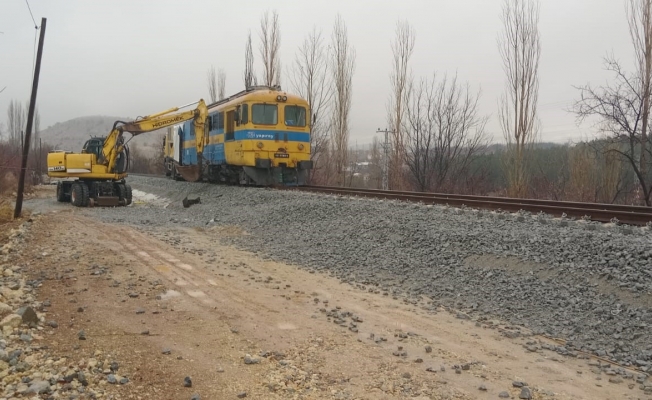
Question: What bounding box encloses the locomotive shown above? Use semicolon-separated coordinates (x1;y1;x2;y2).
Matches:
163;86;313;185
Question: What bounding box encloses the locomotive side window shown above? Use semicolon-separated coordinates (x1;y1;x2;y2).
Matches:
225;110;235;141
216;112;224;130
284;105;306;127
240;104;249;124
252;104;277;125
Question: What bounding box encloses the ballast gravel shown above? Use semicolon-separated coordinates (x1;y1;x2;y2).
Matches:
89;175;652;367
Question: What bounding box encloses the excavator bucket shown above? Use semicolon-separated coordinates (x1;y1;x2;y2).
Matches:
175;165;202;182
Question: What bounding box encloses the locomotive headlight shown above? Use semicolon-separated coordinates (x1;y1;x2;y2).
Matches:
276;95;282;101
298;143;304;150
257;141;264;149
282;96;287;101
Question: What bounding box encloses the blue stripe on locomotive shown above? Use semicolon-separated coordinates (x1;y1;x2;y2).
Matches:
179;119;310;167
234;130;310;142
180;119;228;166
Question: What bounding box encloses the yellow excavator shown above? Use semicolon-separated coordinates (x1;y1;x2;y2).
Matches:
47;99;208;207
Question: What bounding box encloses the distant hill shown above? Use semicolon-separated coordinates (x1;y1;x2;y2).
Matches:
39;116;164;157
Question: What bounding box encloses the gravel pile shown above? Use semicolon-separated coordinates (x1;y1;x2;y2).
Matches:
1;217;125;399
91;175;652;367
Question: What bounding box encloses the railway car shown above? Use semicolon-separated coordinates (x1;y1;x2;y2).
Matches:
163;85;313;185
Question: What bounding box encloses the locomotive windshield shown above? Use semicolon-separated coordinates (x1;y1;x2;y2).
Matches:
284;105;306;127
252;104;278;125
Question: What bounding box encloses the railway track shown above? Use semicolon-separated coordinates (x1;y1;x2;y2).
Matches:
126;174;652;226
281;185;652;226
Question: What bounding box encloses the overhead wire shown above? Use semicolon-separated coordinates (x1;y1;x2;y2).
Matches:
25;0;38;29
31;25;38;79
25;0;40;97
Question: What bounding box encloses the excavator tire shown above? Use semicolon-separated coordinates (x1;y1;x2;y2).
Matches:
124;184;133;206
80;182;90;207
71;183;83;207
115;183;127;204
56;181;67;202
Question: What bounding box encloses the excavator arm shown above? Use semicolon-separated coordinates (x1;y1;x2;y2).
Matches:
101;99;208;180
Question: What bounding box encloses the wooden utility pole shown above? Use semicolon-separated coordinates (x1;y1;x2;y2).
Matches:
14;17;46;219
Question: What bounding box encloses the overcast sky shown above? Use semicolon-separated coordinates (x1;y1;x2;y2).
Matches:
0;0;637;145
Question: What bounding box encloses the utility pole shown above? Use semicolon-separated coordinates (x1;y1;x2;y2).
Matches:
14;17;46;219
376;128;394;190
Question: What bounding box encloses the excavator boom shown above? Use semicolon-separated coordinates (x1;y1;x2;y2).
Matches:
102;99;208;180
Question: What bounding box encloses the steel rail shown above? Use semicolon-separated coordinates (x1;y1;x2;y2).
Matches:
282;185;652;226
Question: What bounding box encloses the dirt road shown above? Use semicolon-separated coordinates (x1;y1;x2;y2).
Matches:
9;198;647;400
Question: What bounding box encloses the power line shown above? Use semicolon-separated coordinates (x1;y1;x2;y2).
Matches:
25;0;38;29
31;25;38;78
22;0;40;81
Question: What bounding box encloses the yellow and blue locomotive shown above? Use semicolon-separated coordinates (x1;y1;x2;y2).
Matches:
163;86;312;185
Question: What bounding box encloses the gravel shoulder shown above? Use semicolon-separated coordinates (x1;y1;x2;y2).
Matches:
5;208;644;400
115;176;652;365
3;179;651;399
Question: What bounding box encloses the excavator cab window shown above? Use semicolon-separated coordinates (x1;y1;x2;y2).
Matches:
82;138;104;161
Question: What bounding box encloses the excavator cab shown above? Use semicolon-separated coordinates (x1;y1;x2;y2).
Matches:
81;137;128;174
82;137;104;161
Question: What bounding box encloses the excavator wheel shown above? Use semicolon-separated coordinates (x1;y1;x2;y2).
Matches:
70;182;90;207
80;183;90;207
70;182;84;207
124;184;133;206
115;183;127;204
56;181;67;202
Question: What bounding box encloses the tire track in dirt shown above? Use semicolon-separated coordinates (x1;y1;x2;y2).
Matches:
57;214;645;400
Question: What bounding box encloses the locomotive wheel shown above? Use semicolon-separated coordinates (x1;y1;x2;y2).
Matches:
173;166;183;181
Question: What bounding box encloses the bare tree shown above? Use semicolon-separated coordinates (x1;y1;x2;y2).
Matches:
259;10;281;87
573;0;652;206
403;77;434;191
207;66;218;103
567;143;599;202
330;15;356;186
243;30;257;88
217;68;226;100
387;20;415;190
368;137;383;189
7;99;26;148
629;0;652;197
403;74;488;192
497;0;541;198
600;142;625;203
289;27;333;183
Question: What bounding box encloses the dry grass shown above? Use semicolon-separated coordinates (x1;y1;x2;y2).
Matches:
0;198;32;247
0;201;13;223
0;171;18;195
0;201;19;247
